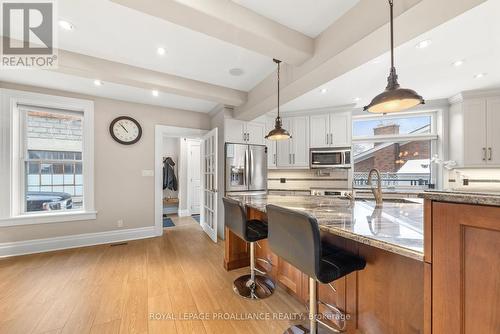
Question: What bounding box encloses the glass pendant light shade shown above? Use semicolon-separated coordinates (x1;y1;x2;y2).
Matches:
265;59;292;141
364;0;424;114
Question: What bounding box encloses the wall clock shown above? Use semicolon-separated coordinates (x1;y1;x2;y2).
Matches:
109;116;142;145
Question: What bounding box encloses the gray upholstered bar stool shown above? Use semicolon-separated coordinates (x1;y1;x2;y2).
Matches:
266;204;366;333
223;197;275;299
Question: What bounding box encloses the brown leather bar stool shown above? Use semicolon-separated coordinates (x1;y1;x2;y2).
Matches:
266;204;366;333
223;197;275;299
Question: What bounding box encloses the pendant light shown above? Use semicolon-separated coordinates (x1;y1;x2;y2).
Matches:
265;59;292;140
364;0;424;114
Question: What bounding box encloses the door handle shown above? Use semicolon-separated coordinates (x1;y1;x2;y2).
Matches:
483;147;487;161
488;147;493;161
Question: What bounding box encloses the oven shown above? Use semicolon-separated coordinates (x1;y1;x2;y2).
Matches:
310;147;351;169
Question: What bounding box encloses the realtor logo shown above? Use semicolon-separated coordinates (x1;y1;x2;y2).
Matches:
1;0;57;68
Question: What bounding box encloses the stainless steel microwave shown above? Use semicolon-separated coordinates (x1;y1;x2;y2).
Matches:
310;147;351;169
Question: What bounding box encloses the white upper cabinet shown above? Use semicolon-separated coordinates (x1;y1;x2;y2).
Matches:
331;111;351;147
276;116;309;168
224;119;265;145
265;117;277;169
290;116;309;167
310;114;329;147
309;111;351;148
245;122;265;145
486;97;500;165
449;92;500;167
224;119;246;144
463;99;487;165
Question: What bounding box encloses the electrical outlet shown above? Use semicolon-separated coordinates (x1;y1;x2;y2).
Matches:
117;219;124;227
280;178;286;183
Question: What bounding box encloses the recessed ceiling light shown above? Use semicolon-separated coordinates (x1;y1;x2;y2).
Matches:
474;73;486;79
157;47;166;56
353;97;361;102
58;20;75;31
452;59;465;67
229;68;244;76
94;79;103;86
372;58;382;64
415;39;432;49
152;90;159;97
320;88;328;94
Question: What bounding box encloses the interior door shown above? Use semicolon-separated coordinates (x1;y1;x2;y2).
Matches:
201;128;218;242
188;140;201;214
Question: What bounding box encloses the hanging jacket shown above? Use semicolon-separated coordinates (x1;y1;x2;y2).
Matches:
163;158;178;191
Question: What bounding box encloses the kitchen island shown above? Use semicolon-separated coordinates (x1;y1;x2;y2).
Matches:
224;192;500;333
224;194;427;333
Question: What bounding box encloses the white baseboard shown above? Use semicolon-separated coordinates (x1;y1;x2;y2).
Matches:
0;226;158;258
178;209;191;217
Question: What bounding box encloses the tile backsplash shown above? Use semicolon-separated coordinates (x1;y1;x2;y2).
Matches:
268;169;351;191
446;169;500;192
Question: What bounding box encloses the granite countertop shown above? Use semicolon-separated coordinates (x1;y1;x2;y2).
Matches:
227;194;424;261
421;190;500;206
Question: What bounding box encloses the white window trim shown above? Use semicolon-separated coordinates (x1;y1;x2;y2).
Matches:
0;88;96;227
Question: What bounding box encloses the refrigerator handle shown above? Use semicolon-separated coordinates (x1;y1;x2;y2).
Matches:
248;148;253;186
244;148;248;186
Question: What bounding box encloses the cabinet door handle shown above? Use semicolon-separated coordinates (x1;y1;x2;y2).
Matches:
483;147;487;161
293;153;295;164
273;153;276;165
326;133;328;145
330;133;333;145
488;147;493;161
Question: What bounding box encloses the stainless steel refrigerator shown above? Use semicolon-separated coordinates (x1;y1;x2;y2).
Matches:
225;143;267;193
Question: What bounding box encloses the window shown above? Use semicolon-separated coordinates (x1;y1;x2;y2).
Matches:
352;112;438;190
23;109;84;212
0;89;95;226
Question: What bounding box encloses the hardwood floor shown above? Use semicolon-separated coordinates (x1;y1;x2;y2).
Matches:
0;218;305;334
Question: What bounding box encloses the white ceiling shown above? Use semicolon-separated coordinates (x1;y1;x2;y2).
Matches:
0;69;217;113
232;0;360;38
282;0;500;112
57;0;275;92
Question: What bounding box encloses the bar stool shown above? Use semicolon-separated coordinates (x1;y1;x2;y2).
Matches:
266;204;366;333
223;197;275;299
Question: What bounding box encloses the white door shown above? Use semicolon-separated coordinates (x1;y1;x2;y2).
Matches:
265;117;277;169
290;116;310;167
487;97;500;165
224;119;246;144
310;114;330;147
330;111;351;147
246;122;266;145
463;99;487;166
188;140;201;214
201;128;218;242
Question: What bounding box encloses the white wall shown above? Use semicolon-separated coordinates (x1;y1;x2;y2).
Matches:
0;82;210;243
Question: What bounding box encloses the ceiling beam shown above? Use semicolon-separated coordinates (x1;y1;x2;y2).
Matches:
48;49;247;106
110;0;314;65
234;0;487;120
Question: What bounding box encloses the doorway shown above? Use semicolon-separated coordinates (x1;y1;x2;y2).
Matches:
154;125;218;243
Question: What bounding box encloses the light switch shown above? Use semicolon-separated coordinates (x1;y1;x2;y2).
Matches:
142;169;154;177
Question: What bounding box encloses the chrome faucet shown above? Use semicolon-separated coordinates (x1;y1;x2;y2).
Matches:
368;168;383;206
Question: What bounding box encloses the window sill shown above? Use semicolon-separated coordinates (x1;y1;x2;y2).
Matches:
0;211;97;227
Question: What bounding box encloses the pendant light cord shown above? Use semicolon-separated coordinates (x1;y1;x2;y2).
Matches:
389;0;394;70
273;58;282;122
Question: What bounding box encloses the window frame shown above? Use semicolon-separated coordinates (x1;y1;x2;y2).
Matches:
352;110;439;190
0;89;96;226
